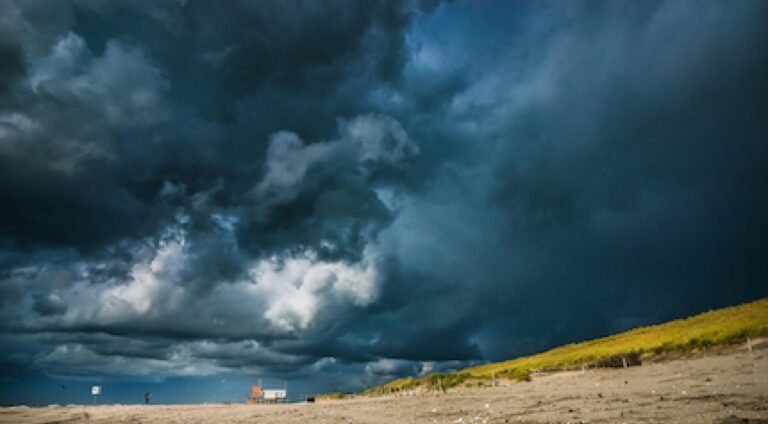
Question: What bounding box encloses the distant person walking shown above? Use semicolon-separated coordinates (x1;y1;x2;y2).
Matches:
144;392;152;404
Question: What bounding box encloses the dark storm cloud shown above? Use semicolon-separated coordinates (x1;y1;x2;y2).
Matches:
32;294;68;316
370;0;768;360
0;0;434;385
0;38;25;95
1;0;767;401
0;0;426;253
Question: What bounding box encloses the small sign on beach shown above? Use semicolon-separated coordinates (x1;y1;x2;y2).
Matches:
91;385;102;403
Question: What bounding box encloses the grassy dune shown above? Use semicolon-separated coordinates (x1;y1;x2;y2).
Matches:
358;297;768;396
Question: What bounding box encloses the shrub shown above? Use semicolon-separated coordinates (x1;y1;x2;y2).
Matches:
499;367;531;382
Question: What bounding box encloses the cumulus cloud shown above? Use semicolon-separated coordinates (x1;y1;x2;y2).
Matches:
8;224;377;329
252;251;378;332
1;217;383;378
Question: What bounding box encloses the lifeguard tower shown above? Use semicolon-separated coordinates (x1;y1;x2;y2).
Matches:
248;386;262;404
248;381;287;404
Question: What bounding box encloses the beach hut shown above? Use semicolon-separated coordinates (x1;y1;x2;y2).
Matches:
262;389;287;403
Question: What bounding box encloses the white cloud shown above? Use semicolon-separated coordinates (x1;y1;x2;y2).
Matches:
249;250;378;333
97;233;187;319
14;223;379;346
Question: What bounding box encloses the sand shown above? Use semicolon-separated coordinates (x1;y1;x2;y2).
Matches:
2;348;766;423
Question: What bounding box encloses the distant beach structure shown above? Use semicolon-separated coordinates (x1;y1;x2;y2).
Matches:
90;386;102;404
263;389;287;403
248;384;287;404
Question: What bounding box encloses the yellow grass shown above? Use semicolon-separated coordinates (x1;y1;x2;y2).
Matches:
315;392;348;401
363;297;768;395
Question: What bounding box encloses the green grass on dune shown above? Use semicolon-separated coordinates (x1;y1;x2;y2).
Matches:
360;297;768;396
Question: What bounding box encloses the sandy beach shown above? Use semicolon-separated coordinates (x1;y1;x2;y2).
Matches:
2;348;766;423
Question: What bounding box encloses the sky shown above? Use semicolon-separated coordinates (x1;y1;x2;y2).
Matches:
0;0;767;405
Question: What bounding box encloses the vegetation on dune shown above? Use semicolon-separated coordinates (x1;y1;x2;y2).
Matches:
315;392;348;401
357;297;768;397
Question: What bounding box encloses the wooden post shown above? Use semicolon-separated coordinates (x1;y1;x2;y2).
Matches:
581;364;586;374
747;337;753;353
621;357;628;369
492;373;497;387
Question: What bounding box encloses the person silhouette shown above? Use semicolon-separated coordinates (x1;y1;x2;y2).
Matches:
144;392;152;404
